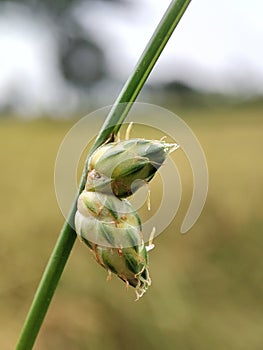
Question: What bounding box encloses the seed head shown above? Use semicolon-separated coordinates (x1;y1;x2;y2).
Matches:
75;190;151;299
86;138;179;198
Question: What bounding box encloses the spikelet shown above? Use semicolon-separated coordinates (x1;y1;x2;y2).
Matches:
75;190;151;299
75;191;142;248
75;136;179;299
86;139;179;198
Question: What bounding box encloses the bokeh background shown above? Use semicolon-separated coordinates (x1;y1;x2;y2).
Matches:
1;0;263;349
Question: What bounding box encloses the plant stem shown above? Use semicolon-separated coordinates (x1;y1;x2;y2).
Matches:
95;0;192;143
15;1;191;349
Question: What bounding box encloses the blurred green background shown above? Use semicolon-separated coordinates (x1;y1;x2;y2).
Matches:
1;102;263;350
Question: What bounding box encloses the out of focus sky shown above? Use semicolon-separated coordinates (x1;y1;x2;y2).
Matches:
81;0;263;90
0;0;262;115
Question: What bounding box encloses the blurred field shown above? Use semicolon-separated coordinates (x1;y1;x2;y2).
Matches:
0;105;263;350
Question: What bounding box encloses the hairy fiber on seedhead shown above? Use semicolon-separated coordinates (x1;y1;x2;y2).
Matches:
86;138;179;198
75;190;151;299
75;137;179;299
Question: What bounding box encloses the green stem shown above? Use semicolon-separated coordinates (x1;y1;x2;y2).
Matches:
95;0;192;144
16;1;191;349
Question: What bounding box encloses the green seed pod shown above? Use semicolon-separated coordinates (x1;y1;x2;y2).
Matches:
75;190;151;299
86;138;179;198
76;191;143;248
96;244;151;300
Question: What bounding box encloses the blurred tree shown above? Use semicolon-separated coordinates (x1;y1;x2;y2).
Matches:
58;20;107;88
60;35;105;87
0;0;127;88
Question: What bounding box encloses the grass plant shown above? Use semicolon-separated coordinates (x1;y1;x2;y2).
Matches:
15;1;191;349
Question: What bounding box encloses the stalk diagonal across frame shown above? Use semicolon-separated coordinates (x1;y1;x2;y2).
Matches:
16;1;192;349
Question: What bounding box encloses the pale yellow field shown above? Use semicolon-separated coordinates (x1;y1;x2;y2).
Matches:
0;105;263;350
